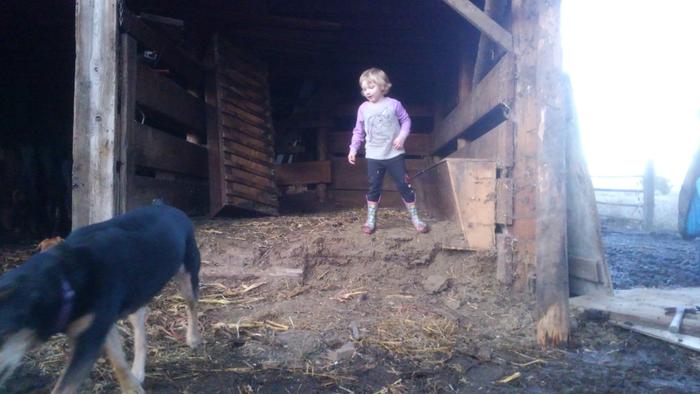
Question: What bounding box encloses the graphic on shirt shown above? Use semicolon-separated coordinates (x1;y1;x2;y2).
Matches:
365;107;399;148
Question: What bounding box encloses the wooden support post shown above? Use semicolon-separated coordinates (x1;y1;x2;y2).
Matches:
117;34;138;215
72;0;119;227
317;84;333;202
643;160;655;231
512;0;569;347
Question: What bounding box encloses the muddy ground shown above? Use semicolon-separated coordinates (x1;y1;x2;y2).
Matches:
2;210;700;393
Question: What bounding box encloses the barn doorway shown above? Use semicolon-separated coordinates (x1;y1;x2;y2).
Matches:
0;1;75;242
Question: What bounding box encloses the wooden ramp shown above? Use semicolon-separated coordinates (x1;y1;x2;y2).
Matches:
571;287;700;351
412;158;496;251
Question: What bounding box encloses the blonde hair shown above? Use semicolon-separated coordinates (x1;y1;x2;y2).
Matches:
359;68;392;94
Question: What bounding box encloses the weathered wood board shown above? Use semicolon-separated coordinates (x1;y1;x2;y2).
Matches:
207;35;278;216
413;158;496;250
571;287;700;337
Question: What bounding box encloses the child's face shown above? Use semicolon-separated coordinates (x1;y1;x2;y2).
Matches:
361;80;384;103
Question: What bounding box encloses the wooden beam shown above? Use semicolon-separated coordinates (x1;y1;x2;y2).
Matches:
131;123;208;178
135;63;205;132
73;0;118;227
432;54;514;154
442;0;513;52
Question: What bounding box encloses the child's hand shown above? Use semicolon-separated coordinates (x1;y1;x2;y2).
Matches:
348;152;356;165
392;137;405;150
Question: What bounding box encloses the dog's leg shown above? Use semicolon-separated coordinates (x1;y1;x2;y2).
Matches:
103;324;144;394
128;307;148;383
177;269;202;348
51;315;114;394
0;329;36;387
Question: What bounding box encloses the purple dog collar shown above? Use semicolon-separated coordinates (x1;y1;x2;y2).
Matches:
54;277;75;332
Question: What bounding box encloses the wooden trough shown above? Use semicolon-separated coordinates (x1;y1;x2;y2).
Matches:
413;158;497;251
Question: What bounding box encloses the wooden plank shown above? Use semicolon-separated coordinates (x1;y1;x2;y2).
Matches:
411;160;470;250
73;0;118;228
275;161;331;186
453;120;514;169
121;11;203;89
331;157;428;192
568;255;601;283
128;175;207;215
219;83;267;106
223;195;278;216
447;159;496;250
330;132;431;156
136;63;204;132
496;177;513;225
571;288;700;337
132;123;208;178
222;138;273;165
432;54;514;153
224;166;277;192
222;129;274;155
220;101;270;128
225;182;278;207
220;95;268;118
442;0;513;52
224;152;274;179
220;112;273;140
118;34;138;215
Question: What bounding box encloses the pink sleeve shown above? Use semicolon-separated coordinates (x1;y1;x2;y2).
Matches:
395;100;411;140
349;104;365;154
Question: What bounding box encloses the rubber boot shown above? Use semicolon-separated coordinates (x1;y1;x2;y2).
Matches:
362;200;379;235
404;200;428;233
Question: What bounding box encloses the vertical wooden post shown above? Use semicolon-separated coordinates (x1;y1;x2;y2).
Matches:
205;36;225;217
116;34;137;215
643;160;655;231
512;0;569;347
72;0;119;227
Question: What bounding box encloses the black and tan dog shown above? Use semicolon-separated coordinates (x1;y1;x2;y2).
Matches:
0;203;202;393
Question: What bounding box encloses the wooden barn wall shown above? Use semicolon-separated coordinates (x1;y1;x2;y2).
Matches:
118;12;208;216
207;36;278;216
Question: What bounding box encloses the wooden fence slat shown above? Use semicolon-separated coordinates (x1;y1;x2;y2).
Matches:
121;11;203;89
132;123;208;178
136;63;204;132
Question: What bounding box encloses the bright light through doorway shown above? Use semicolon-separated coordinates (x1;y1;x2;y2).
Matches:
561;0;700;184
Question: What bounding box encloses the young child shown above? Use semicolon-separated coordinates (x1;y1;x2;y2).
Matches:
347;68;428;235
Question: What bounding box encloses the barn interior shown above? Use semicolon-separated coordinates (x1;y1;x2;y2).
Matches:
0;0;511;244
0;1;75;241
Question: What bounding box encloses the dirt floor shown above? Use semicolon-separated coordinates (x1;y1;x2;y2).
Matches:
3;209;700;393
